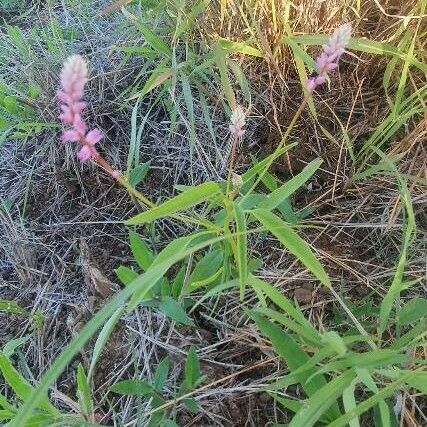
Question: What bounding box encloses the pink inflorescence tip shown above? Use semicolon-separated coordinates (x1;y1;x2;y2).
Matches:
58;55;102;161
306;23;352;94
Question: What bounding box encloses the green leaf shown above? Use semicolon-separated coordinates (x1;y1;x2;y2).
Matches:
136;22;171;56
271;394;303;414
126;182;222;225
218;37;263;57
342;380;360;427
0;300;28;316
254;307;319;346
148;411;166;427
111;379;154;396
355;367;393;427
252;209;330;286
129;161;151;188
228;59;251;104
158;297;194;326
257;159;322;211
379;160;416;334
129;230;154;271
76;364;93;416
289;35;426;72
241;144;296;189
289;370;355;427
284;36;317;70
153;357;169;391
3;336;30;358
378;369;427;394
183;397;199;413
2;96;20;115
185;346;201;389
115;265;139;286
249;277;320;344
163;420;180;427
322;331;347;356
128;67;174;100
232;202;248;299
251;313;340;421
398;298;427;325
88;307;124;381
0;352;58;416
189;280;239;313
327;372;414;427
215;48;236;108
128;232;214;308
180;73;196;145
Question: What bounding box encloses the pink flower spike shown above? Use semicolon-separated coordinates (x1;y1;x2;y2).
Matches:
59;55;105;164
307;23;352;96
57;91;72;103
59;111;73;124
73;113;88;134
85;129;102;146
77;145;92;161
306;77;317;93
315;75;326;85
71;101;87;114
62;129;80;142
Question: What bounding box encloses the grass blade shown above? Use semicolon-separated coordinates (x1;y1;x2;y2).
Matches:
257;159;322;211
253;209;330;286
289;370;355;427
126;182;222;225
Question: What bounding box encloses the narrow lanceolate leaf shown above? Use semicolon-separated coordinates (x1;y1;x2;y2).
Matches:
185;346;202;389
126;182;222;224
248;276;319;341
289;370;356;427
342;380;360;427
153;357;169;391
398;298;427;325
0;353;59;416
136;22;171;56
327;372;414;427
129;230;154;271
218;37;263;57
76;364;93;416
379;175;415;334
251;313;340;421
253;209;330;286
378;369;427;395
88;307;124;381
158;297;194;326
111;379;154;396
232;202;248;299
257;159;322;211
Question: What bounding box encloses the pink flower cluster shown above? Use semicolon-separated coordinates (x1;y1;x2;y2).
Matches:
307;23;352;94
58;55;102;161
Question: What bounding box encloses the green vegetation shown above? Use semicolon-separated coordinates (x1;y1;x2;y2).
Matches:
0;0;425;426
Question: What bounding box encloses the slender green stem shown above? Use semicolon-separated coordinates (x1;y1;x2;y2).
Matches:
226;134;239;197
241;97;308;203
94;152;219;231
116;175;154;208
